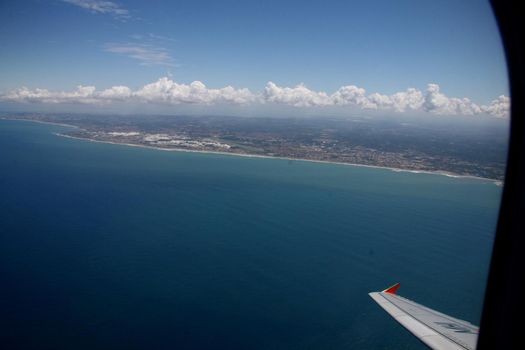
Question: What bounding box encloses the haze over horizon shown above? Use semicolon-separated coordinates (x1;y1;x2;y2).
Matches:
0;0;510;119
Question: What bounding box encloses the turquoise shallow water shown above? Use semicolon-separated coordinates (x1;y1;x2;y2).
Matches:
0;119;501;349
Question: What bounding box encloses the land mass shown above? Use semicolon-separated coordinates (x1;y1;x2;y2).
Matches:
1;113;508;180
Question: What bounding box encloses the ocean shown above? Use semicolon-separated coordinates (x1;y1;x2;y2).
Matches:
0;119;501;349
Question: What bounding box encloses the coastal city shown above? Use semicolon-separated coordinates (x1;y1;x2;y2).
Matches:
3;113;507;180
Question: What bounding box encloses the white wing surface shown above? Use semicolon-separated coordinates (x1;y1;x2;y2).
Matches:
369;284;479;350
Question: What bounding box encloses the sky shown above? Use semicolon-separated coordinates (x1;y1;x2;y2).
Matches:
0;0;510;118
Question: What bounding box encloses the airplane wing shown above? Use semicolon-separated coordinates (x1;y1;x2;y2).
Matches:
369;283;479;350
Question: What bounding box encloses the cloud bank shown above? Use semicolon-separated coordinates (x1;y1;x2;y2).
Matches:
0;78;510;118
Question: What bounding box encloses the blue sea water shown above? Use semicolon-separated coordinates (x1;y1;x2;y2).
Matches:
0;119;501;349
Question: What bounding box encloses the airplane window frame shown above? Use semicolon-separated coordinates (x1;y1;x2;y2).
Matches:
478;1;525;348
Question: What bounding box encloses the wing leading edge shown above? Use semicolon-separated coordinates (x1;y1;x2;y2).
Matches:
369;283;479;350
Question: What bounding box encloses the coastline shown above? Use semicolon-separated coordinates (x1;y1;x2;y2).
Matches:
56;133;501;185
0;117;502;184
0;117;80;129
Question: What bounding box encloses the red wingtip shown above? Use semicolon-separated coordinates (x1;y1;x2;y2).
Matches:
383;283;400;294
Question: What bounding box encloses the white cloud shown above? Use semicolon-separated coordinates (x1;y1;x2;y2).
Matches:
423;84;482;115
0;78;255;106
367;88;424;112
481;95;511;118
263;82;331;107
2;85;99;104
62;0;130;20
0;78;510;118
135;78;255;105
98;86;132;100
104;43;175;66
332;85;376;109
262;81;508;118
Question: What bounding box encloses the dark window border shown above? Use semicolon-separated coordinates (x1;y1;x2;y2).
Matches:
478;1;524;348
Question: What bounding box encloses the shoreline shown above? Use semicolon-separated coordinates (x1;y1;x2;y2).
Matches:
0;117;80;129
56;133;501;184
1;117;502;184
